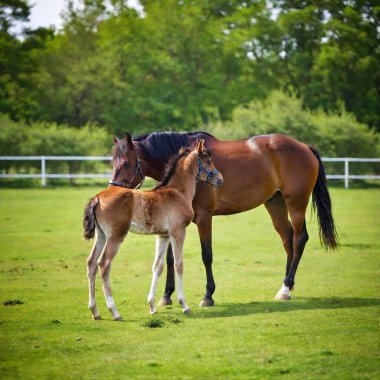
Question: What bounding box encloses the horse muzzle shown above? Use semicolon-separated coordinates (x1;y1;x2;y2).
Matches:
108;179;131;188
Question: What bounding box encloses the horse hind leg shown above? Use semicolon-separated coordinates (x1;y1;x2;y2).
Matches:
148;235;170;314
87;227;106;320
264;192;294;301
275;201;309;300
283;207;309;292
97;236;124;321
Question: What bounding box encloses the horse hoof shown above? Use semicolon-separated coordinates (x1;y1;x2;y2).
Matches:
114;316;123;321
93;315;101;320
183;308;191;315
199;298;214;307
274;293;291;301
158;297;172;306
150;309;157;315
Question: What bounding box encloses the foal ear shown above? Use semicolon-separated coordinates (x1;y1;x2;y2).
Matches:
124;132;135;150
113;136;119;144
196;139;206;155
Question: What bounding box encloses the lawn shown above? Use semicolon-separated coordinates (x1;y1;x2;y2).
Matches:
0;186;379;379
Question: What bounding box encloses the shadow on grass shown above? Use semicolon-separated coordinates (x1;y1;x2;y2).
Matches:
191;297;380;319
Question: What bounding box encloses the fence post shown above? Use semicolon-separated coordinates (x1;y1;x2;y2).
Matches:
344;158;349;189
41;156;46;187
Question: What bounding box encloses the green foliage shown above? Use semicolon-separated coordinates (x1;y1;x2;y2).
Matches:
0;114;111;179
1;0;379;141
207;91;380;158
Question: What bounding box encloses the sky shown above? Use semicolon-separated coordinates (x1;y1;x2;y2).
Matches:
27;0;142;30
27;0;80;29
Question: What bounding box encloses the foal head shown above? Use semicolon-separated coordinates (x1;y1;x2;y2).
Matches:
109;132;144;189
154;139;223;190
193;139;223;188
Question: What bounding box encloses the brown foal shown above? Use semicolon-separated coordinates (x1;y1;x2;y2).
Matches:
83;140;223;320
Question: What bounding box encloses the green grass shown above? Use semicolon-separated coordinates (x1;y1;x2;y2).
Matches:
0;186;379;379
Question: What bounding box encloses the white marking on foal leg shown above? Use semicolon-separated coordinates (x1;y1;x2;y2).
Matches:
106;296;121;320
170;230;190;314
87;231;105;320
176;271;190;314
274;284;292;301
147;236;169;314
98;238;123;320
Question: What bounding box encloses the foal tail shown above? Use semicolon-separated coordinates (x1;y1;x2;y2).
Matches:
83;197;99;240
309;146;338;250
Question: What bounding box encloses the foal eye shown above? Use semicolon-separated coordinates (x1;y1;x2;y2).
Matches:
123;162;130;168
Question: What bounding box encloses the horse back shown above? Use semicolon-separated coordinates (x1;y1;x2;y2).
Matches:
202;134;319;215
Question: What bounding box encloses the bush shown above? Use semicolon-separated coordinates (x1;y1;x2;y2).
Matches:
0;115;112;182
207;91;380;159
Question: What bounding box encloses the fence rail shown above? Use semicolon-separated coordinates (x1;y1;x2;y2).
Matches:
1;156;379;188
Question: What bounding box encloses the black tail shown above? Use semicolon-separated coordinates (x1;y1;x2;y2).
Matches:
83;197;99;240
309;146;338;250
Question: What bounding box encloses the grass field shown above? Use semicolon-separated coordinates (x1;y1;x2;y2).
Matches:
0;186;379;379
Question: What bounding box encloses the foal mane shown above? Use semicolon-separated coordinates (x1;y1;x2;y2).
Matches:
133;131;213;163
154;147;193;190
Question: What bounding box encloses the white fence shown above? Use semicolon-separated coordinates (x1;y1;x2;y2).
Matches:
0;156;379;188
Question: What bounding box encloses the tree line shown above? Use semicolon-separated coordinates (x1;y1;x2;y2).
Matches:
0;0;379;156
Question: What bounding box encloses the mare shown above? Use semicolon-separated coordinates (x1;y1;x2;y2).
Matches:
83;139;223;320
111;132;338;307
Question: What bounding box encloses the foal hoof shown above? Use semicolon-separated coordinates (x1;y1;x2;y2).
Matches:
199;298;214;307
114;316;123;321
93;315;101;320
183;308;191;315
158;297;172;306
274;293;292;301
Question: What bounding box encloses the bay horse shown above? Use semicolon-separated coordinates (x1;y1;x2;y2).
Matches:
111;131;338;307
83;139;223;320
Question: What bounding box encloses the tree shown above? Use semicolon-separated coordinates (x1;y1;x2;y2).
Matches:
0;1;53;121
273;0;380;130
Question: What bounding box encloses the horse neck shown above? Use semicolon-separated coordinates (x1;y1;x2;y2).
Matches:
135;141;164;180
166;154;198;201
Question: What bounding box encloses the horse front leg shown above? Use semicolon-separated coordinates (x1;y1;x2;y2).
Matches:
197;216;215;307
148;235;170;314
158;243;175;306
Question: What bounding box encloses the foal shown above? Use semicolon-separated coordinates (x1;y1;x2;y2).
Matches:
83;140;223;320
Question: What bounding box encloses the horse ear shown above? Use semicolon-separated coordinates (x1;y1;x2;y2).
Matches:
124;132;134;150
113;136;119;144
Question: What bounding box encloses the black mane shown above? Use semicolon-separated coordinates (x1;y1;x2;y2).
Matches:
112;138;130;159
133;131;213;164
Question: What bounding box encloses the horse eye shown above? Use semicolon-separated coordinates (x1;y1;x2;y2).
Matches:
123;162;130;168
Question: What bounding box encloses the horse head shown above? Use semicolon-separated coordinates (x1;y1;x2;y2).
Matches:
109;132;144;189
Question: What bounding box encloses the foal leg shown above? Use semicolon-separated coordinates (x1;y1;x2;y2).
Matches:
264;192;294;301
97;237;124;320
170;228;190;314
148;235;170;314
158;243;175;306
197;216;216;307
87;228;106;319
